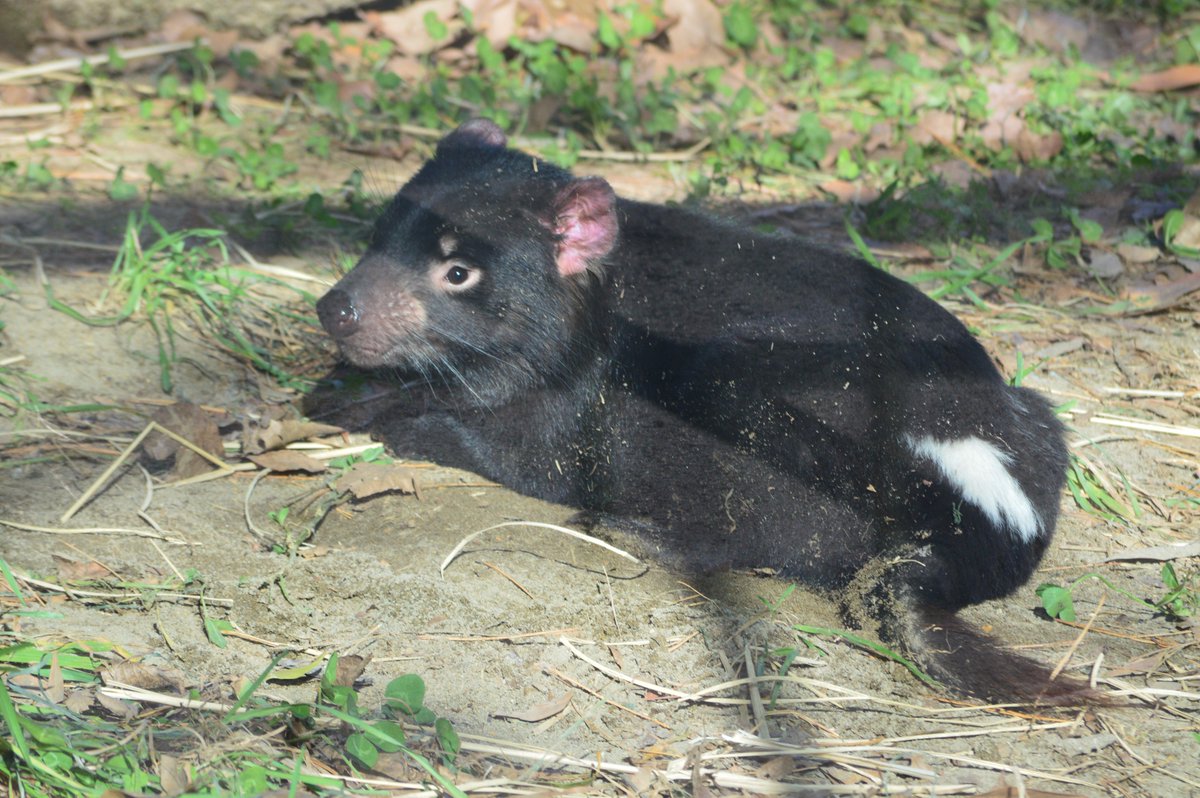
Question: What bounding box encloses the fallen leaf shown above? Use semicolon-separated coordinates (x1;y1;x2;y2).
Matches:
46;654;66;704
817;179;880;204
364;0;461;56
1170;187;1200;250
142;402;225;480
1122;272;1200;313
335;461;420;499
1012;126;1063;162
1086;251;1124;280
471;0;517;49
755;755;796;780
63;689;94;714
100;662;187;693
53;555;110;581
493;692;571;722
1115;243;1161;264
1107;647;1174;677
246;417;345;453
247;450;328;473
910;109;962;146
929;160;977;190
158;754;190;794
334;654;371;688
979;80;1057;160
96;691;138;720
157;9;239;57
1013;9;1089;55
863;122;894;152
1129;64;1200;93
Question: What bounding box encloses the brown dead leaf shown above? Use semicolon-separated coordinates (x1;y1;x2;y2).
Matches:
1129;64;1200;93
636;0;728;79
1013;9;1089;55
825;36;865;64
0;84;38;106
365;0;461;56
1168;187;1200;251
100;662;187;693
1012;126;1063;161
755;755;796;780
247;450;328;473
1122;272;1200;313
1087;251;1124;279
978;81;1062;161
335;461;420;499
493;692;572;722
910;110;962;146
142;402;225;480
53;555;111;581
1107;647;1175;677
987;80;1035;117
1116;242;1161;264
96;691;138;720
64;689;94;714
929;160;977;190
333;654;371;687
157;9;238;58
863;122;894;153
817;179;880;204
235;34;289;70
470;0;518;49
158;754;191;795
246;417;345;453
46;653;66;704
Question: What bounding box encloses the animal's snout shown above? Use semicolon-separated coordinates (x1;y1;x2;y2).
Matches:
316;288;360;339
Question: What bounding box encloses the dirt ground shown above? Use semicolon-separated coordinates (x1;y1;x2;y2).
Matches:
1;126;1199;796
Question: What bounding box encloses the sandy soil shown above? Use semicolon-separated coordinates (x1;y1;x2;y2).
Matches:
1;131;1198;796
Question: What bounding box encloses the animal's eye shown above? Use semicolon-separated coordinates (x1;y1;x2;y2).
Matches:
446;265;471;285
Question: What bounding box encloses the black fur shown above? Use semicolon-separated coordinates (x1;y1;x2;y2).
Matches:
316;121;1090;704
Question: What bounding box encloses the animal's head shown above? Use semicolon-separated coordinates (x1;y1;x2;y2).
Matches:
316;120;619;403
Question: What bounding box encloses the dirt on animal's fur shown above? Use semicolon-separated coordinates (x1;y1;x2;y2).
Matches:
1;132;1199;796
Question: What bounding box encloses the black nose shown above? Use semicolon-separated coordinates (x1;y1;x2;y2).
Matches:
316;288;360;338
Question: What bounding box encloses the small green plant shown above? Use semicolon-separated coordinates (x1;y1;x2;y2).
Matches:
1029;210;1102;272
1039;563;1197;624
318;655;464;783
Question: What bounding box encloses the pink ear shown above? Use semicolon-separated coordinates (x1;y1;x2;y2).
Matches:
438;119;507;151
552;178;618;277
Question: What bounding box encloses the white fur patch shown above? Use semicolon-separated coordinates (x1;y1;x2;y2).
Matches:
905;435;1041;543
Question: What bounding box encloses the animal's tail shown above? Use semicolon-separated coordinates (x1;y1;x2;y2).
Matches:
848;388;1107;704
879;578;1105;705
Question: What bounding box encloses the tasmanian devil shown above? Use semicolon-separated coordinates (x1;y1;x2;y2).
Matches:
316;119;1089;704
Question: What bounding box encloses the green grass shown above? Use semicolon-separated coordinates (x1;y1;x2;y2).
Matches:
0;568;467;797
42;205;319;393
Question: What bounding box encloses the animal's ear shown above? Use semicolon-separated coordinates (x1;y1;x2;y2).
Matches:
550;177;618;277
437;119;507;152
